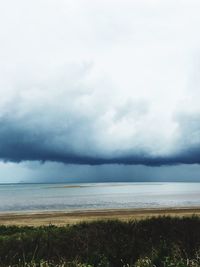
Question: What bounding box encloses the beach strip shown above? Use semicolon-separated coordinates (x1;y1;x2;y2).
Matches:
0;207;200;226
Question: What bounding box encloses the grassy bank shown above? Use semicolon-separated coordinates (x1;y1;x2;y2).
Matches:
1;216;200;266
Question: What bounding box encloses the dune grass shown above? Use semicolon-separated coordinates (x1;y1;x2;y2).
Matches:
1;216;200;266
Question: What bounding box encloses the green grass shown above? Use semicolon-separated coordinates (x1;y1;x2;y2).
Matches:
1;216;200;266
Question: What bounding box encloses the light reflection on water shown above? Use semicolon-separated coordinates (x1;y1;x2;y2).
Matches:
0;182;200;212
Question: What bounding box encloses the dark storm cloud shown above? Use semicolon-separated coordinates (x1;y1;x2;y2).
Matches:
0;113;200;166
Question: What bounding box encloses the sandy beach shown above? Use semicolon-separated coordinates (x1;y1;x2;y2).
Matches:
0;207;200;226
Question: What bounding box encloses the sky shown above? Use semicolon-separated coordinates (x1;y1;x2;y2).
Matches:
0;0;200;183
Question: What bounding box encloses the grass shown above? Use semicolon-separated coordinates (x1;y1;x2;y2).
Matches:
1;216;200;266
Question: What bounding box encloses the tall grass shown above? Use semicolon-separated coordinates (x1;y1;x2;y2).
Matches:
1;216;200;266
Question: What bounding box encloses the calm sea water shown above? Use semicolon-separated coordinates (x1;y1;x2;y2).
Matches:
0;182;200;213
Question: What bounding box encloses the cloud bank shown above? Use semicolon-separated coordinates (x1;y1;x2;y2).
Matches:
0;0;200;166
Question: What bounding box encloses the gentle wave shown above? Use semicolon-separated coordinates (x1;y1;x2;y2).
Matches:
0;182;200;213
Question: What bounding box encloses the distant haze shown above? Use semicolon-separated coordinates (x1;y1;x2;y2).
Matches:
0;0;200;182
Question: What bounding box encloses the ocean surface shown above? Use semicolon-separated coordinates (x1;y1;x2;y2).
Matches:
0;182;200;213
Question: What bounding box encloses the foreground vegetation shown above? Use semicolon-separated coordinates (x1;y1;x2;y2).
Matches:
1;216;200;266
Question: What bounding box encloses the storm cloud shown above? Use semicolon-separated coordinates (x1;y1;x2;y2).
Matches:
0;0;200;168
0;87;200;166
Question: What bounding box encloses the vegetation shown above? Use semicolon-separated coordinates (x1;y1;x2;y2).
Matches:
1;216;200;266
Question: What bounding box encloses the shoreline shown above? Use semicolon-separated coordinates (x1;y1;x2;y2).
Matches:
1;207;200;226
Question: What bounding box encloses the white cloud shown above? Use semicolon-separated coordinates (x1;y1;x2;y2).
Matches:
0;0;200;163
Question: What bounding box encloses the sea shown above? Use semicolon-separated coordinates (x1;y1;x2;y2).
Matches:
0;182;200;213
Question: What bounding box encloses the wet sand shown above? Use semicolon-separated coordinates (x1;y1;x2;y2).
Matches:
0;207;200;226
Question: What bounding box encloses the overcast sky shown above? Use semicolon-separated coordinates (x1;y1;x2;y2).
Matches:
0;0;200;183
